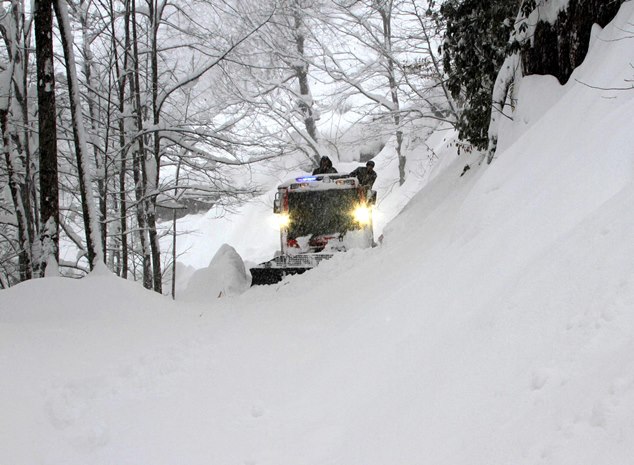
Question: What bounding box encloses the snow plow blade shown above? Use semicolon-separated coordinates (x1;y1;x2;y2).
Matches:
249;253;334;286
249;267;309;286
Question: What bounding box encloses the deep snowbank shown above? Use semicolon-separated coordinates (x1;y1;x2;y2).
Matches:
1;3;634;464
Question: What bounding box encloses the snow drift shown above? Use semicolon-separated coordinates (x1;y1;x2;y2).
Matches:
180;243;250;301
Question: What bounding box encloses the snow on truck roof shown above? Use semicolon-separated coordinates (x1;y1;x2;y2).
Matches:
278;174;359;191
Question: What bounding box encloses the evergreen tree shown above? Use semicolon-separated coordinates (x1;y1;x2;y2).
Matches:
440;0;520;149
519;0;627;84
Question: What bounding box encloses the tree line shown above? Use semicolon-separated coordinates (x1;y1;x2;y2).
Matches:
1;0;620;290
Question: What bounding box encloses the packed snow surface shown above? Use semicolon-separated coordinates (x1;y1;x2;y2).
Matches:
2;4;634;464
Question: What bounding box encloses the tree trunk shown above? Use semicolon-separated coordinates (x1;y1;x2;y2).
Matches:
78;0;108;259
34;0;59;276
130;0;152;289
53;0;104;270
17;1;38;273
1;107;32;281
110;0;130;278
379;3;406;185
148;0;163;293
291;2;320;167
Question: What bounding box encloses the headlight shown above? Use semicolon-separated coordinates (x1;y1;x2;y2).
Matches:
353;205;372;225
275;213;290;228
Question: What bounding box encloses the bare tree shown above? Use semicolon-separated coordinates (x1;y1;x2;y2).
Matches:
316;0;455;184
220;0;330;168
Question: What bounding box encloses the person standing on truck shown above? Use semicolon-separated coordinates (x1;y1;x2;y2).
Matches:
350;160;377;189
313;156;338;175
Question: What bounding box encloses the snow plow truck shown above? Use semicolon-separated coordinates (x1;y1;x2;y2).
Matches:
250;173;376;285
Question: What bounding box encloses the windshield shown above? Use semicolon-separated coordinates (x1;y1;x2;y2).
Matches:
287;189;360;238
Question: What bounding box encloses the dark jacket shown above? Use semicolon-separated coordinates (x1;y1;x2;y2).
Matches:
350;166;377;189
313;156;338;175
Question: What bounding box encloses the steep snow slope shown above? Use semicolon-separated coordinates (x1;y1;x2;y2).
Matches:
1;3;634;465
